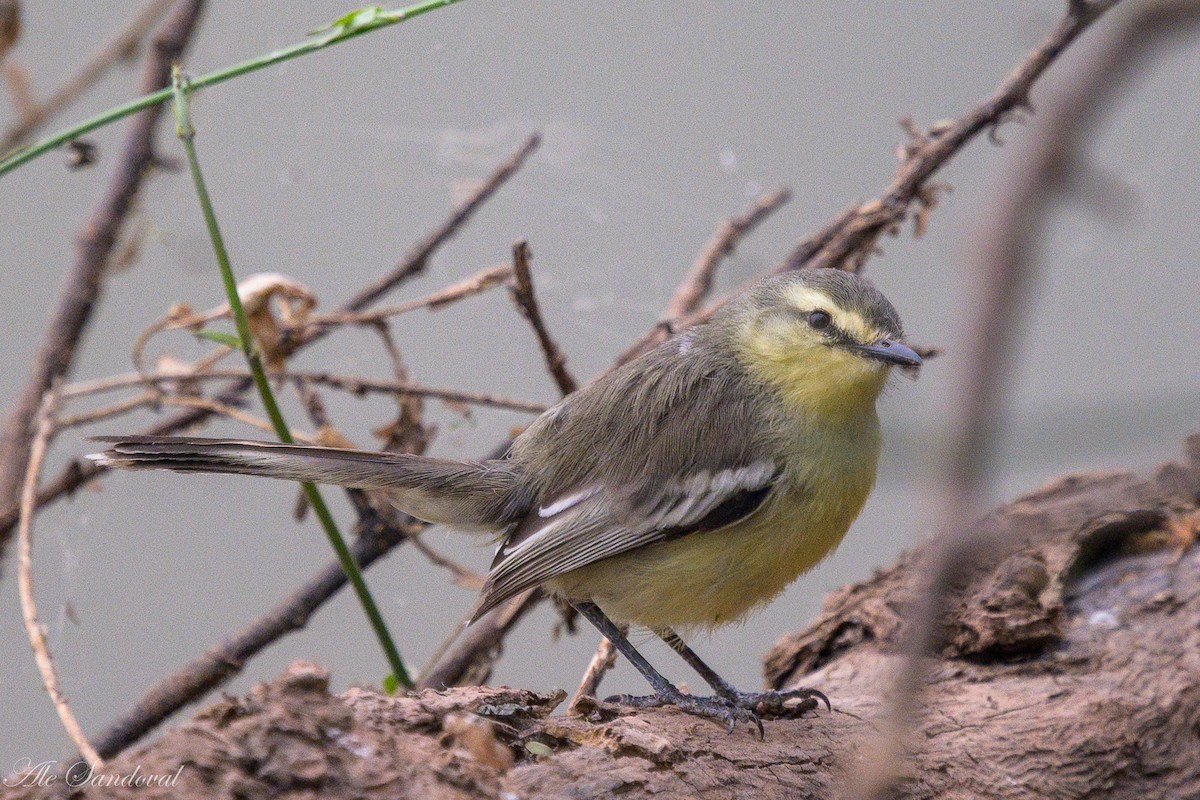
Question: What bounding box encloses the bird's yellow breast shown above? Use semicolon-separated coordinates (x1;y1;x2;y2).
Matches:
548;412;882;631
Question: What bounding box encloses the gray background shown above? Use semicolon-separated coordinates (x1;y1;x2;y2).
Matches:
1;1;1196;766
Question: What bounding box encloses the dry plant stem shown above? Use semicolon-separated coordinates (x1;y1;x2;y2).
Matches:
0;0;172;153
409;532;486;590
0;0;205;563
0;134;542;538
0;1;17;65
773;204;861;275
854;3;1200;797
307;263;513;326
55;390;318;441
510;240;578;395
17;389;104;768
55;391;157;429
60;368;545;414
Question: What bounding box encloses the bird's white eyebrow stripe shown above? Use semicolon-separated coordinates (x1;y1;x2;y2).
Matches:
538;485;601;518
783;284;874;341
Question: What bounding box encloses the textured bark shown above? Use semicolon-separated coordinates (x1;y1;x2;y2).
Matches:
10;435;1200;799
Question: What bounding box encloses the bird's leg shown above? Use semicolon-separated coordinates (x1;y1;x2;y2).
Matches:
658;628;830;717
571;601;764;736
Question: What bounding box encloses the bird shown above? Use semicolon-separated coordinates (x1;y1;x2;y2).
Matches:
91;267;921;736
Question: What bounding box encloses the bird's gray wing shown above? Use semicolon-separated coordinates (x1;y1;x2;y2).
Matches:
471;460;779;620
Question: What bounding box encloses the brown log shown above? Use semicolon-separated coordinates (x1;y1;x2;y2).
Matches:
14;435;1199;799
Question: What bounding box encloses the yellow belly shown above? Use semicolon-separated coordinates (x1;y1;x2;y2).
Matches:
548;418;881;631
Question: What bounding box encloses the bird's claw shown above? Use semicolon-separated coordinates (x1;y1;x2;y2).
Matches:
605;688;766;738
718;686;831;717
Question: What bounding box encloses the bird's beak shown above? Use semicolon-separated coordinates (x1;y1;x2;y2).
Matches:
853;339;922;367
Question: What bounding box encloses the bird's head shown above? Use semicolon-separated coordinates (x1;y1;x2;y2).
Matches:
730;269;920;418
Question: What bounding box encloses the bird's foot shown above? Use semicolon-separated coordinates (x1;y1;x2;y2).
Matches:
606;687;766;738
716;686;830;718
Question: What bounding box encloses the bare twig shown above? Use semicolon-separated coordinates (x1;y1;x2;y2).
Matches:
0;0;206;562
668;187;792;320
56;391;158;429
18;388;103;767
409;532;486;591
418;590;543;689
0;0;172;154
617;188;794;365
0;1;18;65
509;241;578;396
60;368;546;414
568;634;620;712
347;134;541;314
54;388;316;441
854;3;1200;797
773;203;861;275
804;0;1123;275
162;395;317;441
306;263;513;327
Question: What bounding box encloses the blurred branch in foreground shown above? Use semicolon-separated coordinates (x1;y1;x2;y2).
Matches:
854;2;1200;797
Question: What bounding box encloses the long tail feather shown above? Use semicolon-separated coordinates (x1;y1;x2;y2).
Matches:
90;436;528;530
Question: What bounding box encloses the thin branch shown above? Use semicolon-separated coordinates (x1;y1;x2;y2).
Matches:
162;395;318;442
55;391;158;429
18;388;103;767
0;0;206;562
509;240;577;396
773;203;861;275
617;188;793;364
306;263;513;327
568;634;620;712
0;1;17;65
668;187;791;320
344;133;540;314
418;590;543;689
60;368;546;414
803;0;1123;275
0;0;172;153
409;532;486;591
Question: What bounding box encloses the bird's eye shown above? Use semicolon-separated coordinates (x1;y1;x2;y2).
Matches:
807;310;832;330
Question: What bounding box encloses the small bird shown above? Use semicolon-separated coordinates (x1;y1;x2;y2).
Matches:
92;268;920;735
